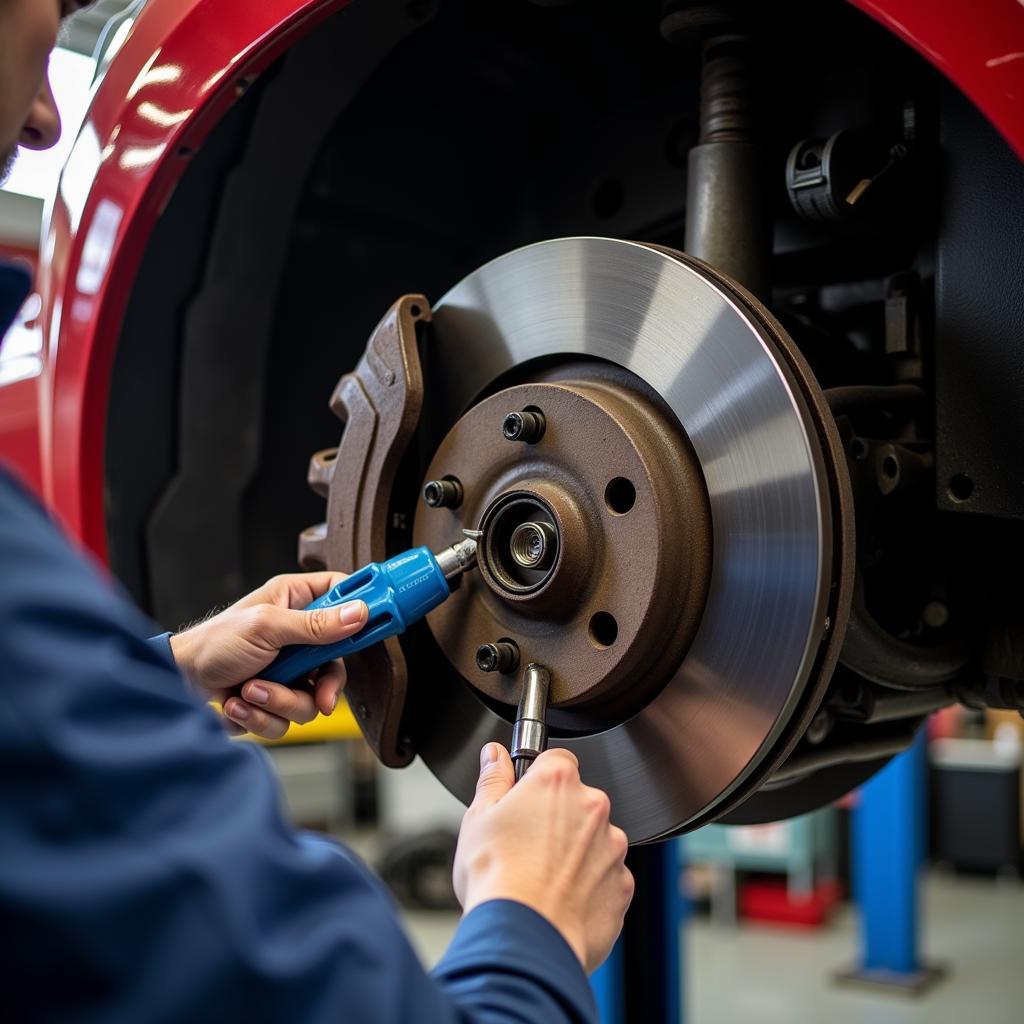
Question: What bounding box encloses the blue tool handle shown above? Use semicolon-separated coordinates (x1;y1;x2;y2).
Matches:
261;546;451;685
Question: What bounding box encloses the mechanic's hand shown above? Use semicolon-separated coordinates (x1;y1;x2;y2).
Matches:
453;744;633;973
169;572;368;740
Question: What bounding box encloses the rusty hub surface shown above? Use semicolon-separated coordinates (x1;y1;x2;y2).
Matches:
413;380;711;719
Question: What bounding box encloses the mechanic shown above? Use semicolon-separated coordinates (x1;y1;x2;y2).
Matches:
0;3;632;1021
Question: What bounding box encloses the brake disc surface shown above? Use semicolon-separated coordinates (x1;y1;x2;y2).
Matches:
407;237;846;842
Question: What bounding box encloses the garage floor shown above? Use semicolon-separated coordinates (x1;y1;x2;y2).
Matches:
400;871;1024;1023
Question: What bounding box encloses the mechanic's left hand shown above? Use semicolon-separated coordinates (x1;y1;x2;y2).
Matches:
169;572;368;740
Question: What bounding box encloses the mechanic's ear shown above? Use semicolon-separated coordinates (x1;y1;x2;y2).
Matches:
20;75;61;151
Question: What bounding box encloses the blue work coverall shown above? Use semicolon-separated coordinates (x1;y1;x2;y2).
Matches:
0;263;596;1023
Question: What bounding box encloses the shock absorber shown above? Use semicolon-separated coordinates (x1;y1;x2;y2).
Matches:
661;3;771;299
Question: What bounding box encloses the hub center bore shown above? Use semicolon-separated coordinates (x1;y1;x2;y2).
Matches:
479;493;561;595
510;522;556;569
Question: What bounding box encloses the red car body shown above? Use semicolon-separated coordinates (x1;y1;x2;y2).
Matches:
1;0;1023;559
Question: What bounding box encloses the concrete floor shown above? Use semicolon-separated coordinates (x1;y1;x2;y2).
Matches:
687;872;1023;1024
400;871;1024;1023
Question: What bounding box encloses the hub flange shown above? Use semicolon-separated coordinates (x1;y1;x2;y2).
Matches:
414;379;712;718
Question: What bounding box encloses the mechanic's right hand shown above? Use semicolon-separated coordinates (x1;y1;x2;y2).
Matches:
453;743;633;973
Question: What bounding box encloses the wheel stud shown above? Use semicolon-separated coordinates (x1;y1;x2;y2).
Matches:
502;410;545;443
423;477;463;509
475;640;520;674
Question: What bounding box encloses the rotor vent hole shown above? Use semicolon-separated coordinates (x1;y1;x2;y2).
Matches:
589;612;618;649
605;477;636;515
948;474;973;502
881;454;899;480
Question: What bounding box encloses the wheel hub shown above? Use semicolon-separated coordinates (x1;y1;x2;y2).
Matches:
414;379;712;716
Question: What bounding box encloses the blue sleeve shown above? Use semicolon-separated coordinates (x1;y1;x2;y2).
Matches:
0;468;596;1024
435;901;597;1021
147;630;175;661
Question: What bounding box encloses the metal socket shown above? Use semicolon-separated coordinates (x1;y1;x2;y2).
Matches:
512;663;550;781
434;537;478;580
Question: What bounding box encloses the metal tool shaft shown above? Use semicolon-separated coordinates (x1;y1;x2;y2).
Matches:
511;663;550;781
434;537;478;580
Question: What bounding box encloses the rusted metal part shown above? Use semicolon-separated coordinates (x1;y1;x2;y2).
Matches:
299;294;430;766
414;379;712;721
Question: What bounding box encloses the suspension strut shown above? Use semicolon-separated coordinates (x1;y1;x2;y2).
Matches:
661;3;770;298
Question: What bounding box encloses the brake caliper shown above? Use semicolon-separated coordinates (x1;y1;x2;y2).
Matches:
299;295;429;766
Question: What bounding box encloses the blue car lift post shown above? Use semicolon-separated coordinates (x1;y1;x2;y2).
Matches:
591;839;687;1023
837;729;945;994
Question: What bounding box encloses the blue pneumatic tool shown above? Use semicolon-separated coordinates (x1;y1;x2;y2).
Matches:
261;537;478;684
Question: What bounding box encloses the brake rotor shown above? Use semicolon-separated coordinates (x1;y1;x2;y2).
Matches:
403;237;852;843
